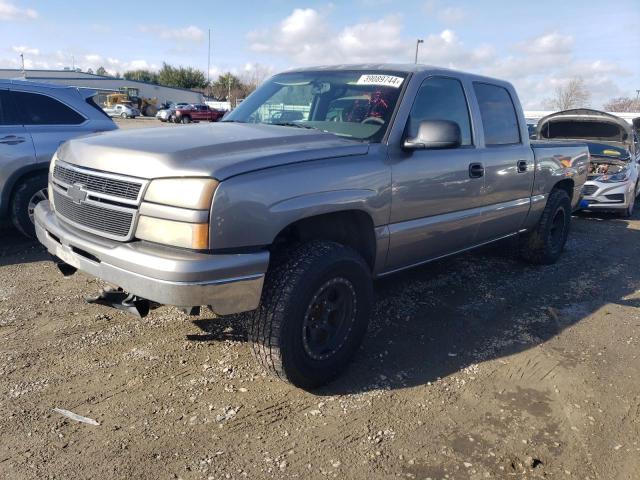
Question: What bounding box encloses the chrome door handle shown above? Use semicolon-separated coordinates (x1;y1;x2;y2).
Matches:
0;135;26;145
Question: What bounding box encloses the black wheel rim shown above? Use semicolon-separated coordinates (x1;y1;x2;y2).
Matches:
549;207;566;251
302;277;357;361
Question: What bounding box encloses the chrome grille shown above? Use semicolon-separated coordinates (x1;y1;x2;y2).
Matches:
582;185;598;196
53;163;142;201
53;190;134;238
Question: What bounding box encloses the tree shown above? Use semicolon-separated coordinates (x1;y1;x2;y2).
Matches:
157;63;207;89
124;69;159;84
603;96;640;112
86;68;94;74
210;72;252;105
96;66;107;76
544;77;591;111
241;64;272;92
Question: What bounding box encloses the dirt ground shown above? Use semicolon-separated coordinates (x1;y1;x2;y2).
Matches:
1;118;639;479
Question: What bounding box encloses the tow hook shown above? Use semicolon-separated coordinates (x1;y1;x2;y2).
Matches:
54;258;77;277
85;287;150;318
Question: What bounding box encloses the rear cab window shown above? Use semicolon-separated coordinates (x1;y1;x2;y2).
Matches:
11;90;86;125
473;83;521;146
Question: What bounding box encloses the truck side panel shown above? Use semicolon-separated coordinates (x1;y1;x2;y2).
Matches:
522;142;589;230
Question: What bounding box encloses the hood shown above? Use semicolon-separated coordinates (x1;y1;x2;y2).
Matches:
536;109;633;148
57;122;369;181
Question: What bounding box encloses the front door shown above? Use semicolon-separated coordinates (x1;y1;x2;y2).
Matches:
387;76;484;270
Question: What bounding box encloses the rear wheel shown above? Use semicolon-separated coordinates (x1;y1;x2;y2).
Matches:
249;241;373;389
120;112;127;118
10;172;48;238
520;188;571;265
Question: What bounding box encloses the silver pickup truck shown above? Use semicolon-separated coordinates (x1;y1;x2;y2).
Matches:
35;65;589;388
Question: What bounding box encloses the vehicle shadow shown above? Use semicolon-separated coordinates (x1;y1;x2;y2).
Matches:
190;211;640;393
318;211;640;395
0;224;48;267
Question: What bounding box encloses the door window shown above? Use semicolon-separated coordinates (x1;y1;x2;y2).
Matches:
473;83;521;145
408;77;473;146
0;89;20;125
11;90;85;125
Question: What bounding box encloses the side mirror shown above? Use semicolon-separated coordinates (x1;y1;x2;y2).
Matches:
403;120;462;150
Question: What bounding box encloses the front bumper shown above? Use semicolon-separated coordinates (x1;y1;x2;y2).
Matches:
581;180;634;211
34;201;269;315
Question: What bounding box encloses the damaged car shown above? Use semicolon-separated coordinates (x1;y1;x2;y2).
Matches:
537;109;639;217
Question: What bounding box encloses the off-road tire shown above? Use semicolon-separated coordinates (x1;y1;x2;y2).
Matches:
10;172;48;238
249;241;373;389
520;188;571;265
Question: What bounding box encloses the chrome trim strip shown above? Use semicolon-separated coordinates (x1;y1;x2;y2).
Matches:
139;202;209;224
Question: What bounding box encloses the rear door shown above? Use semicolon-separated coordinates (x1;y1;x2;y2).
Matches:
0;88;36;211
387;75;484;270
471;82;534;242
10;89;88;166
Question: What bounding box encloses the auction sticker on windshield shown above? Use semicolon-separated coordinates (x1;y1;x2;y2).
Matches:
356;74;404;88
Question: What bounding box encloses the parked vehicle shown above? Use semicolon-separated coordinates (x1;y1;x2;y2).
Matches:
537;109;639;217
173;104;223;124
34;65;589;388
156;103;189;122
103;103;140;119
0;79;116;237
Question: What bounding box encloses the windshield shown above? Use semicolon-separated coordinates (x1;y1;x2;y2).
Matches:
223;70;408;142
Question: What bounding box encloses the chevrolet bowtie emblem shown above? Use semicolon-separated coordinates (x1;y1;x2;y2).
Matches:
67;184;87;204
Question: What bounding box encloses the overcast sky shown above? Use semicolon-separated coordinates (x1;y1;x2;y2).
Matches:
1;0;639;108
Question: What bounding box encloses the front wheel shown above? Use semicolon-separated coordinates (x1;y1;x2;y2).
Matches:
181;116;191;124
249;241;373;389
520;188;571;265
10;172;49;238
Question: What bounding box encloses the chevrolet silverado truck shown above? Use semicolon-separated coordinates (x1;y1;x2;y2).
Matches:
34;65;589;389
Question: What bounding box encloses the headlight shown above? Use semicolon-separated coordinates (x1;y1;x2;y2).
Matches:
135;216;209;249
598;168;630;183
144;178;218;209
136;178;218;249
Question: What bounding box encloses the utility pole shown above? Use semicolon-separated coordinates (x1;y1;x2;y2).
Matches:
414;39;424;64
227;75;232;105
72;55;75;71
207;28;211;86
636;89;639;101
19;53;25;74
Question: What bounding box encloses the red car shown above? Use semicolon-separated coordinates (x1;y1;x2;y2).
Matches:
173;104;224;124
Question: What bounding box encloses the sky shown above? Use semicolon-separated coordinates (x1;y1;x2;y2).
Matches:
1;0;639;109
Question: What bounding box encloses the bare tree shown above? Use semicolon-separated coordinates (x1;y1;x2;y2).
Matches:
240;64;272;93
544;77;591;111
603;96;640;112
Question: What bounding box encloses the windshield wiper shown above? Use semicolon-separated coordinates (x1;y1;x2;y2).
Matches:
271;122;317;130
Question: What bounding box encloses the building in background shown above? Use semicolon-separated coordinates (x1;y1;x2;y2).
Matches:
0;69;204;106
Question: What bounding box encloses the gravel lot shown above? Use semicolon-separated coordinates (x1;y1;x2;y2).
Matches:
1;118;639;479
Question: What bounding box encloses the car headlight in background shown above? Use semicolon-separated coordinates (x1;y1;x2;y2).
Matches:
135;177;218;249
598;168;631;183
